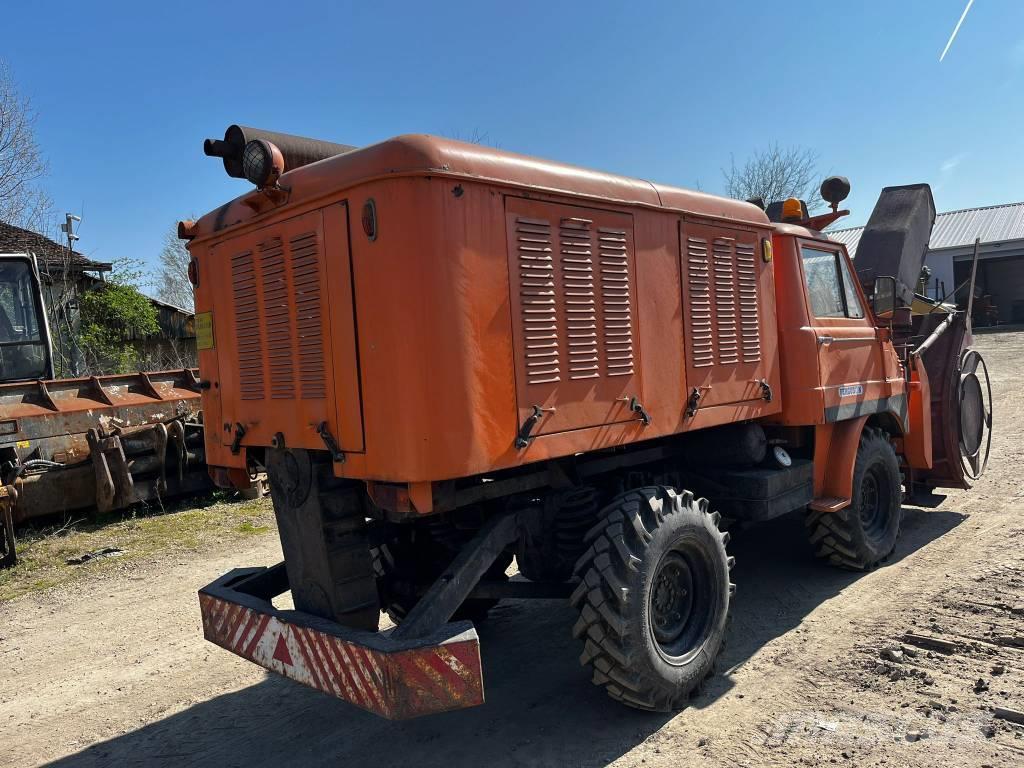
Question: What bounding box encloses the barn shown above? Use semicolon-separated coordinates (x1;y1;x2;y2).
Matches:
830;201;1024;326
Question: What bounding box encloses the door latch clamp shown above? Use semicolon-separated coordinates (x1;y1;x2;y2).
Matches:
317;422;345;463
629;396;651;425
686;388;703;417
230;422;246;455
516;405;554;449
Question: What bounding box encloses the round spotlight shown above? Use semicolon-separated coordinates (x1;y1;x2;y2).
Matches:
241;139;284;188
820;176;851;209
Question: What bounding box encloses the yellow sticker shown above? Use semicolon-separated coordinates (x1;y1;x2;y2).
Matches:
16;440;29;449
195;311;215;351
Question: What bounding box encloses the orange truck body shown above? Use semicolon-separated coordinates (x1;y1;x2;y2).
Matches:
187;133;986;720
188;135;917;513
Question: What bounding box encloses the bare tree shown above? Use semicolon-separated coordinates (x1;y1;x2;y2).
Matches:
723;144;824;213
0;60;51;230
155;222;194;311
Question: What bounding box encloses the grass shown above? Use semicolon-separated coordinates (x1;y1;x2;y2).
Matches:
0;491;277;603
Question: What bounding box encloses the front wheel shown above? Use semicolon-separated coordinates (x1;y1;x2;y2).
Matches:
570;486;733;711
806;427;903;570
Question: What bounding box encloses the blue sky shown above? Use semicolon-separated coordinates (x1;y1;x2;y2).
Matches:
4;0;1023;275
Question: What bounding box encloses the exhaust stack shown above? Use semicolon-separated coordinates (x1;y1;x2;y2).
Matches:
204;125;356;179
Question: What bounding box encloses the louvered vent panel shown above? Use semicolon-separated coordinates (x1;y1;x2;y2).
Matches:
516;217;560;385
560;218;599;380
687;236;714;368
736;241;761;362
231;250;264;400
713;238;739;365
290;231;327;399
508;200;639;436
599;227;634;377
259;237;296;400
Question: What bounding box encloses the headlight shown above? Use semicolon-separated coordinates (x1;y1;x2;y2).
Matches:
241;139;284;189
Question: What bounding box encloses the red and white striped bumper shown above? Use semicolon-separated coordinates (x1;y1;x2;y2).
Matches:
199;567;484;720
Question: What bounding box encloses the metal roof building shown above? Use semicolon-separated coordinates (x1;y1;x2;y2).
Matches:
830;201;1024;325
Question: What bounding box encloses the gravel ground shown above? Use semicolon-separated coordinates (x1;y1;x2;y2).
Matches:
1;331;1022;768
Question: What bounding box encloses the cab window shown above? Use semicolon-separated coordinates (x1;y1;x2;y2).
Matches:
800;246;864;319
0;260;49;380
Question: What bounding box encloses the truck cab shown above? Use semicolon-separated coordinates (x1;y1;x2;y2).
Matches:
772;225;904;428
0;254;53;383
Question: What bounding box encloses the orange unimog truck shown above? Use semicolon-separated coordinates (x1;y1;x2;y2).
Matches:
184;126;991;719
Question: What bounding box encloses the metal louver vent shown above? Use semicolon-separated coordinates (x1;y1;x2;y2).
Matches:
508;200;639;436
736;241;761;363
687;236;714;368
231;228;327;403
561;218;598;380
599;227;634;376
713;238;739;365
516;217;560;385
231;250;264;400
259;237;296;400
290;231;327;399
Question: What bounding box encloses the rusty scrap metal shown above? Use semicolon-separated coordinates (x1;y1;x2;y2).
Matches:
0;369;212;568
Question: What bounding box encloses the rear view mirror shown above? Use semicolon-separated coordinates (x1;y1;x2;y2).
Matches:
872;276;897;319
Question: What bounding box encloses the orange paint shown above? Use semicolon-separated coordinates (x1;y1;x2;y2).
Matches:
188;135;913;512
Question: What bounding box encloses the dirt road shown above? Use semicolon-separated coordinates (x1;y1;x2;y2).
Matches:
3;331;1023;768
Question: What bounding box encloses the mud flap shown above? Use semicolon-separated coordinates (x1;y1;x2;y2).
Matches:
199;566;484;719
809;416;869;512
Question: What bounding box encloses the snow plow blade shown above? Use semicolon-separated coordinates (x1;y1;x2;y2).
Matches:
199;565;485;720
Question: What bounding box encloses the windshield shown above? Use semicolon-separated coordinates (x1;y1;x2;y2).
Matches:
0;260;49;381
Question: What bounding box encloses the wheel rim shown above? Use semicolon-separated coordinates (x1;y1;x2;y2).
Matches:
648;538;718;662
858;465;888;541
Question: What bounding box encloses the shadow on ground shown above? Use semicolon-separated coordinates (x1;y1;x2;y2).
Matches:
44;506;964;768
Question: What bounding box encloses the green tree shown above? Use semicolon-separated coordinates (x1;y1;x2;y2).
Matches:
78;260;159;374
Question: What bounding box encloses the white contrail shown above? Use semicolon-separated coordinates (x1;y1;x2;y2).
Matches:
940;0;976;61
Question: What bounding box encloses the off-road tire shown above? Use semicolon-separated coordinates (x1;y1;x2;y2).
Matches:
571;486;733;711
806;427;903;570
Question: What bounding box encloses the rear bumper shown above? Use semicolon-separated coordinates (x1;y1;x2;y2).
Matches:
199;565;484;719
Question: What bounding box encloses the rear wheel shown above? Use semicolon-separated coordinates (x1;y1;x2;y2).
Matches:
806;427;902;570
571;486;732;711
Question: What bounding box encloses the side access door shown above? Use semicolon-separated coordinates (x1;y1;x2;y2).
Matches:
208;203;364;454
680;220;776;409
